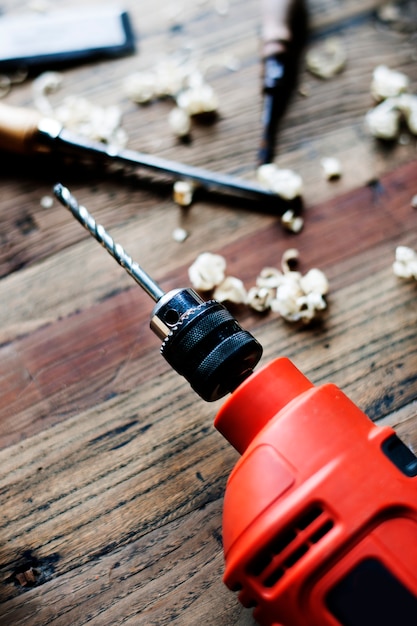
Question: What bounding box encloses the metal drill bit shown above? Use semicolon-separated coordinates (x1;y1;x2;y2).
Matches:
53;183;165;302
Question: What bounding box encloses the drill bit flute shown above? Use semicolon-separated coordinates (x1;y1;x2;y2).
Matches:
55;184;164;302
53;184;263;402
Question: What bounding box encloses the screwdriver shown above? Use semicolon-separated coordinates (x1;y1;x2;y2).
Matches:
53;183;263;401
0;102;290;214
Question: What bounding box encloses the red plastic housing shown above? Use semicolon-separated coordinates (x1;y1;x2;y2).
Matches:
214;357;417;626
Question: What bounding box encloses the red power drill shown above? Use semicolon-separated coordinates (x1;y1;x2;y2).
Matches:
216;357;417;626
54;184;417;626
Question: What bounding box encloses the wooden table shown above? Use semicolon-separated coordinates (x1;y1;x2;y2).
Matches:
0;0;416;624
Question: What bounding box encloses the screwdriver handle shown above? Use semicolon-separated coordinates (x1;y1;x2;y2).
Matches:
0;102;47;154
260;0;295;58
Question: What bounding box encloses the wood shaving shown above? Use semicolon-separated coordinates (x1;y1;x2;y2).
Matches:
254;255;330;323
123;72;157;104
366;66;417;141
257;163;303;200
280;209;304;233
378;2;402;23
366;98;401;139
155;59;193;98
213;276;247;304
172;227;189;242
397;93;417;134
256;164;305;221
366;93;417;140
256;266;284;289
246;286;274;312
281;248;299;273
0;68;27;98
376;1;417;32
299;268;329;296
320;157;342;180
188;252;226;290
306;37;347;79
32;71;63;116
393;246;417;280
371;65;410;102
176;82;218;115
269;267;328;323
173;180;194;206
40;195;53;209
169;107;191;137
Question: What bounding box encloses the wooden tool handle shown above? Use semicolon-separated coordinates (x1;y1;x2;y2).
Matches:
0;102;45;154
260;0;294;57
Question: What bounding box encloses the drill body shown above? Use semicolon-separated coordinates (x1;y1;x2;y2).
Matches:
215;357;417;626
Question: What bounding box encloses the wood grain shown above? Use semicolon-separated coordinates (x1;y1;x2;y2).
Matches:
0;0;416;624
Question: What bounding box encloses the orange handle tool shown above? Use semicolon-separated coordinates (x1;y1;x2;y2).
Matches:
215;357;417;626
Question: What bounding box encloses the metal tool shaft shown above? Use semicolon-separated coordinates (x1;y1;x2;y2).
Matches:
53;183;165;302
48;127;282;210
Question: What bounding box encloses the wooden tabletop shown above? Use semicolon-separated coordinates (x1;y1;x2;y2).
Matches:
0;0;416;624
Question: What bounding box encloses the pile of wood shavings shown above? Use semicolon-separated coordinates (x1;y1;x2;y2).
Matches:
188;249;330;324
32;71;128;149
123;56;220;139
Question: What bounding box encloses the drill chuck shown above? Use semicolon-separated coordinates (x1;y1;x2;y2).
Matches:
151;288;263;401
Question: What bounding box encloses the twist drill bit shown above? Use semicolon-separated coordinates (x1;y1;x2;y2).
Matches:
54;183;164;302
53;184;263;401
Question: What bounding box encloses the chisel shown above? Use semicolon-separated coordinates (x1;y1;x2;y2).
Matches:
259;0;307;165
0;102;291;214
